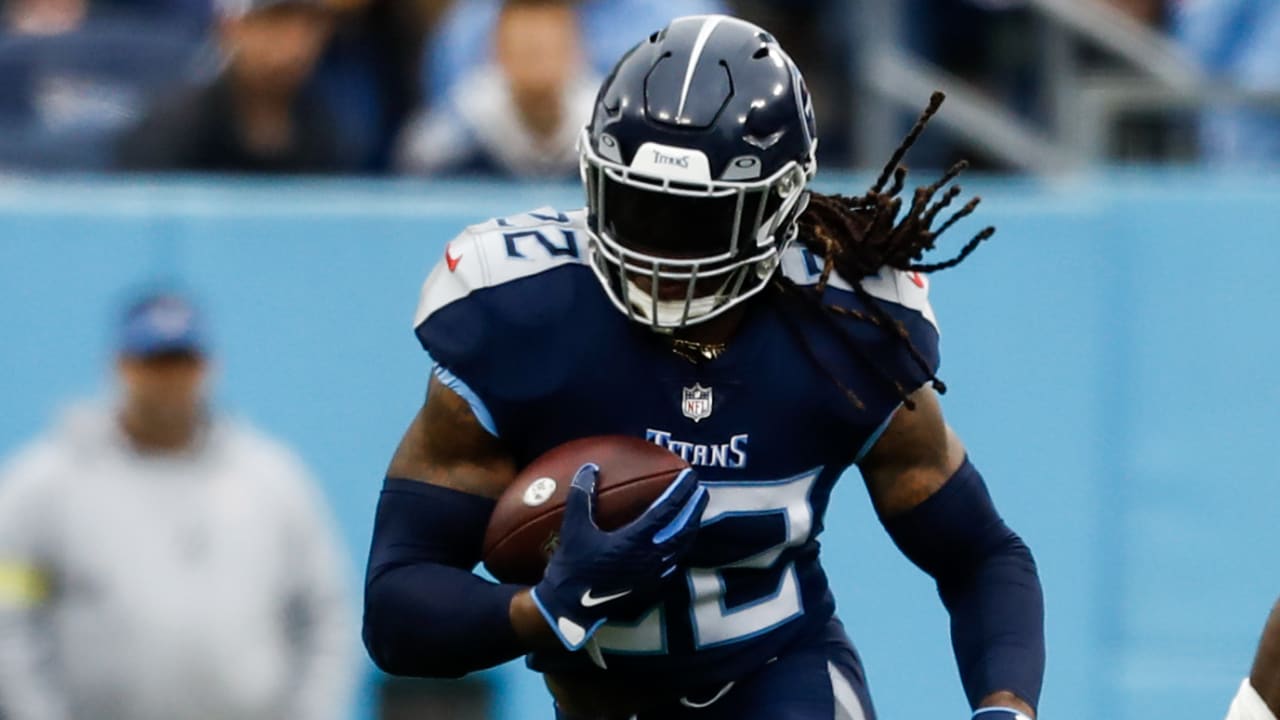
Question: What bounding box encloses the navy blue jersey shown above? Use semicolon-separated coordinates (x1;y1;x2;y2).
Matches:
413;208;941;691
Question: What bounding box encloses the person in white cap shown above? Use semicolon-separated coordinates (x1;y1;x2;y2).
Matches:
0;291;356;720
1227;598;1280;720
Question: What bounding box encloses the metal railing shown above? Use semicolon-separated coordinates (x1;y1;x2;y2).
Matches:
848;0;1278;173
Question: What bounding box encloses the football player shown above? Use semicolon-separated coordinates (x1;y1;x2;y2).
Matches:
1227;597;1280;720
364;14;1045;720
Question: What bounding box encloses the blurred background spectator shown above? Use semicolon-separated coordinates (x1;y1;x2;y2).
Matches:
307;0;433;172
419;0;726;106
0;291;356;720
729;0;858;167
0;0;206;170
117;0;351;173
1175;0;1280;166
0;0;1275;173
396;0;599;179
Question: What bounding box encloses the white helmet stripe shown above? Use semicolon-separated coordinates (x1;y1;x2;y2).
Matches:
676;15;727;121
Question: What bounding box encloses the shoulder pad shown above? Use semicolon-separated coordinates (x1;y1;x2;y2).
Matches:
414;207;589;327
778;245;939;332
777;244;942;396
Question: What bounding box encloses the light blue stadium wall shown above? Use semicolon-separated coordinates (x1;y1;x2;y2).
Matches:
0;174;1275;720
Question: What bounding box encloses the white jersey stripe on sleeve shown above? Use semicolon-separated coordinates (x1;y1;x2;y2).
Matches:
828;661;868;720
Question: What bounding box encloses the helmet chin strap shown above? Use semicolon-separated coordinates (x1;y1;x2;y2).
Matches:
623;278;723;328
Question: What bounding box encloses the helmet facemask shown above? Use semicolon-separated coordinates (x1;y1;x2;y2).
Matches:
581;129;814;331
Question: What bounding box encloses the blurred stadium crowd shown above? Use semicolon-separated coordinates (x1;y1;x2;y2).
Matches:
1;0;1278;176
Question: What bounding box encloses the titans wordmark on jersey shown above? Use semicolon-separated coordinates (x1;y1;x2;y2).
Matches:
414;208;940;689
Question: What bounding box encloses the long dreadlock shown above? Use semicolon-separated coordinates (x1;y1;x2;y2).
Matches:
777;92;995;412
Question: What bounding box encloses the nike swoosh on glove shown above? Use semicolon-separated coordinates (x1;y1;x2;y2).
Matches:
531;463;708;651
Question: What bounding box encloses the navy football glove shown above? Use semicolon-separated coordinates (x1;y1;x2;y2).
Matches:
530;463;708;651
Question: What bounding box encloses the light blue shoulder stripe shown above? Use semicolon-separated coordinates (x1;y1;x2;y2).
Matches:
854;403;900;463
432;364;498;437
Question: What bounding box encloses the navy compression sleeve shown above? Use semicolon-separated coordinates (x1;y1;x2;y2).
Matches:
882;459;1045;710
363;478;526;678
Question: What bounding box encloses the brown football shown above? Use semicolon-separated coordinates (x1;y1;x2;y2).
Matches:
481;435;690;585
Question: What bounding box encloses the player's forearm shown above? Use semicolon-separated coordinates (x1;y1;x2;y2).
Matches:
941;536;1045;712
883;460;1045;712
1251;598;1280;717
363;478;532;678
364;561;527;677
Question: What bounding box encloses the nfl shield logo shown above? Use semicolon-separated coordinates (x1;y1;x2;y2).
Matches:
681;384;713;422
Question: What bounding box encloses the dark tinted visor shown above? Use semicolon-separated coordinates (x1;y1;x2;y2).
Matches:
599;175;777;259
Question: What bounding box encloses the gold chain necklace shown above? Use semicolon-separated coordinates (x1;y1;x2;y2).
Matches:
669;337;729;363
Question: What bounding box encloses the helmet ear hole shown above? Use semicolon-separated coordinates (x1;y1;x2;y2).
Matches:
752;46;769;60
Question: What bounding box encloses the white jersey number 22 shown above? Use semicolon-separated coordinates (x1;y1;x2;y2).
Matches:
596;469;820;653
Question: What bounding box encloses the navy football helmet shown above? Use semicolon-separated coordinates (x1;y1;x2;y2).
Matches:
581;15;818;330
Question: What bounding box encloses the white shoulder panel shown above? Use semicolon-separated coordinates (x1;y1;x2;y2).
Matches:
414;207;589;327
778;245;939;331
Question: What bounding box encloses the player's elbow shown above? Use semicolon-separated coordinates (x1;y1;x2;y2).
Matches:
927;522;1038;589
931;526;1043;626
364;644;470;680
362;562;521;679
883;459;1040;585
362;597;473;679
992;527;1037;571
951;525;1037;585
361;597;424;677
